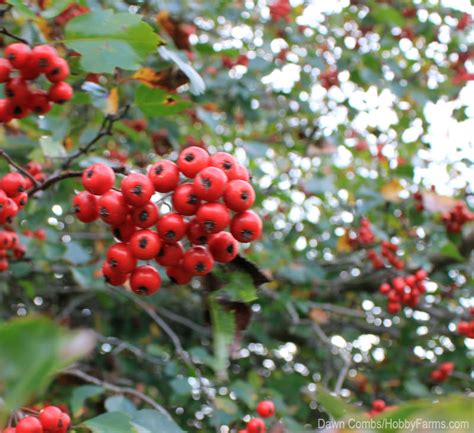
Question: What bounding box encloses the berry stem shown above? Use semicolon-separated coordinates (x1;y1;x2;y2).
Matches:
0;26;29;45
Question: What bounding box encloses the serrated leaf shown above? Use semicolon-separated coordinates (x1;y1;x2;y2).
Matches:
65;10;161;73
135;85;191;117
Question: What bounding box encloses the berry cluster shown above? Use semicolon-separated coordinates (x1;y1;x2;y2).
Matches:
354;217;375;246
441;202;473;233
3;405;70;433
73;146;261;295
320;69;339;89
413;191;424;211
0;43;73;122
222;54;249;69
367;241;404;270
430;362;455;383
238;400;275;433
269;0;291;23
378;270;427;314
457;319;474;338
368;400;392;417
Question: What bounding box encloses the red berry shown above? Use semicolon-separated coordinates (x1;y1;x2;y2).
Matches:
166;265;192;284
130;230;161;260
172;183;201;216
208;232;239;263
73;192;99;223
430;370;444;382
186;218;211;245
82;163;115;195
156;242;184;266
194;166;227;201
97;190;128;225
2;172;26;197
16;416;43;433
177;146;209;178
230;211;262;242
157;213;186;242
247;418;265;433
387;302;401;314
106;243;137;274
372;400;386;412
30;91;52;115
440;361;454;375
131;201;159;228
130;265;161;295
0;99;13;123
9;101;30;119
458;321;469;334
196;202;230;234
5;78;29;103
26;162;42;175
112;216;136;242
224;179;255;212
46;57;70;82
5;43;31;69
148;160;180;192
182;246;214;276
0;59;12;83
415;269;427;281
0;258;8;271
121;173;154;207
3;427;16;433
256;400;275;418
379;283;391;294
48;81;73;103
209;152;238;179
405;275;416;287
102;261;128;286
20;56;41;80
12;191;28;208
39;406;63;431
30;44;58;72
56;413;70;433
392;277;405;292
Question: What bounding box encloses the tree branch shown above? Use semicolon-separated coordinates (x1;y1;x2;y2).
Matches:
0;27;28;44
0;149;38;187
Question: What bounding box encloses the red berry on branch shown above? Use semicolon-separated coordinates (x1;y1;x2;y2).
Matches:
102;261;128;286
182;246;214;276
97;190;128;225
186;218;211;245
131;201;159;228
194;166;227;201
166;265;192;284
230;211;262;242
73;191;99;223
209;231;239;263
121;173;154;207
130;230;161;260
157;213;186;242
46;57;70;82
106;243;137;274
256;400;275;418
48;81;73;103
148;160;180;193
5;43;31;69
82;163;115;195
209;152;237;179
224;179;255;212
130;265;161;295
196;202;230;234
39;406;63;431
16;416;43;433
2;172;26;197
247;418;266;433
172;183;201;216
156;242;184;266
30;44;58;72
177;146;209;178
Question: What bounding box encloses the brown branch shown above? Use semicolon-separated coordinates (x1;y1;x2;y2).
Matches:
0;27;28;44
61;104;130;170
0;149;38;187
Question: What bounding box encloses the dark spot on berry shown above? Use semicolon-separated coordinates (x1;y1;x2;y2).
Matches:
113;228;121;239
166;230;176;240
137;286;149;294
154;164;164;175
109;259;118;268
99;207;109;218
204;221;215;232
169;276;177;284
240;191;249;201
139;237;148;249
184;152;195;162
195;262;205;272
13;105;22;115
50;67;60;76
17;185;24;193
87;169;94;178
6;89;14;98
132;185;143;196
139;210;149;221
38;58;49;68
226;243;234;254
7;54;15;61
201;177;212;189
223;160;233;170
241;229;253;241
188;194;199;205
197;235;208;245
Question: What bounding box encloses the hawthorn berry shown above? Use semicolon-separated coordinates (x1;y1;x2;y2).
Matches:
230;211;262;242
177;146;209;178
1;172;26;197
148;160;179;192
12;191;28;208
0;58;12;82
224;179;255;212
30;91;52;115
5;78;29;103
48;81;73;103
121;173;154;207
156;242;184;267
172;183;201;216
112;216;137;242
157;213;186;242
46;57;70;82
196;202;230;234
97;190;128;225
30;44;58;72
131;201;159;228
256;400;275;418
130;265;161;295
82;163;115;195
194;166;227;201
73;192;99;223
247;418;265;433
387;302;401;314
5;43;31;69
15;416;43;433
182;246;214;276
39;406;63;431
166;265;193;285
209;151;237;179
106;243;137;274
102;261;128;286
229;163;250;182
3;427;16;433
130;230;161;260
186;218;211;245
57;413;71;433
379;283;391;295
371;400;386;412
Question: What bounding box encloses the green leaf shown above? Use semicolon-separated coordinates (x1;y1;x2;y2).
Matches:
41;0;74;18
317;388;361;420
83;412;136;433
64;10;161;73
132;409;184;433
209;297;235;379
371;4;405;27
135;86;192;117
7;0;36;17
70;385;104;417
40;136;66;158
105;395;137;415
439;241;464;262
220;272;258;303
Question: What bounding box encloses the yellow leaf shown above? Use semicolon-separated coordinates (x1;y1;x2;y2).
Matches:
380;179;404;203
337;230;352;253
106;88;119;115
131;67;188;91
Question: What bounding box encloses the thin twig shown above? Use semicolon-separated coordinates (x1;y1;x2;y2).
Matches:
61;367;170;417
0;149;38;187
0;27;28;44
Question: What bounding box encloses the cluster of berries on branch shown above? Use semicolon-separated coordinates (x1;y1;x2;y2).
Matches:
238;400;275;433
269;0;291;23
378;269;427;314
441;202;473;234
0;42;73;122
73;146;262;295
430;362;455;383
2;405;70;433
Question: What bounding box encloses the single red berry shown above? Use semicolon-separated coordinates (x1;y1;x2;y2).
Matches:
371;400;386;412
405;275;416;287
102;261;128;286
82;163;115;195
0;258;8;271
131;201;159;228
156;242;184;266
0;59;12;83
247;418;265;433
39;406;63;431
130;265;161;295
256;400;275;418
106;243;137;274
157;213;186;242
379;283;391;295
430;369;444;382
439;361;454;375
194;166;227;201
209;152;238;179
196;202;230;233
25;162;42;175
48;81;73;103
224;179;255;212
230;211;262;242
9;101;30;119
5;78;29;103
20;56;42;80
392;277;405;292
30;91;52;115
121;173;154;207
15;416;43;433
186;218;211;245
2;172;26;197
172;183;201;216
182;246;214;276
130;229;161;260
56;412;71;433
0;199;18;224
30;44;58;72
148;160;180;192
177;146;209;178
112;216;137;242
208;232;239;263
12;191;28;208
97;190;129;225
73;191;99;222
166;265;193;284
387;301;401;314
5;43;31;69
415;269;427;281
0;99;13;123
46;57;70;82
458;321;469;334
